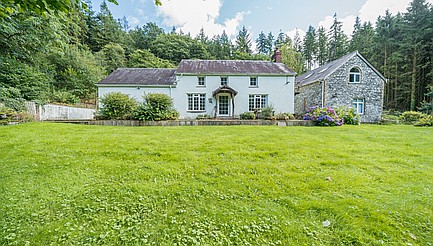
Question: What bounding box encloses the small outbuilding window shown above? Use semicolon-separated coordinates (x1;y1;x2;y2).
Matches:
349;67;361;83
353;98;365;114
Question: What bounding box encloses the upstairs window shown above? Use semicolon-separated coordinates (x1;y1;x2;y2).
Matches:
349;67;361;83
220;77;228;86
250;77;258;87
198;76;205;86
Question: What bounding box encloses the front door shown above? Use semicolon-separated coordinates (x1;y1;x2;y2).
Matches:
218;95;230;116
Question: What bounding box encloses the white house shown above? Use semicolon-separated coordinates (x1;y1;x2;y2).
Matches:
97;56;296;119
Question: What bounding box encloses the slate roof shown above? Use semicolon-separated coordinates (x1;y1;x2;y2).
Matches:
177;60;296;76
295;51;386;86
97;68;176;86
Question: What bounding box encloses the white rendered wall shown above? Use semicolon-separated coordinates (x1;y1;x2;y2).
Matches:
173;75;295;119
98;86;172;104
97;75;295;119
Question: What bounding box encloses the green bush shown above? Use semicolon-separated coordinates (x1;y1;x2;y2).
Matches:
260;106;275;120
50;90;80;105
0;87;26;112
97;92;137;120
275;112;295;120
414;114;433;127
133;93;179;121
400;111;425;125
240;112;256;120
335;106;360;125
196;114;212;120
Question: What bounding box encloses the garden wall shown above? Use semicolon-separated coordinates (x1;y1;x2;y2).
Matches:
52;120;314;127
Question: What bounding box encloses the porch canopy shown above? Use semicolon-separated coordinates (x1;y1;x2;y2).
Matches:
212;85;238;118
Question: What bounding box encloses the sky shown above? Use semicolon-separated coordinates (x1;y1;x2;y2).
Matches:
92;0;432;42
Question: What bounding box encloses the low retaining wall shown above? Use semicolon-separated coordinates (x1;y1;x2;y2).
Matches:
49;120;314;127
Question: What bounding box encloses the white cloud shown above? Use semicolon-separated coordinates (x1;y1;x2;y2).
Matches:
316;0;433;35
286;28;306;42
157;0;248;38
128;16;141;27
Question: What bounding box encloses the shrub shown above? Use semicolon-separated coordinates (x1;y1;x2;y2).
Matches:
414;114;433;127
133;93;179;121
0;87;26;112
196;114;212;120
335;106;360;125
97;92;137;120
240;112;256;120
275;112;295;120
400;111;425;125
303;106;343;126
50;90;80;105
260;106;274;120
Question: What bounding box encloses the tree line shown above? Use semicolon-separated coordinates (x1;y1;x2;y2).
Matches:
0;0;432;114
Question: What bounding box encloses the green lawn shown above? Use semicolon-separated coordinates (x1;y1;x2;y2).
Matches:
1;123;432;245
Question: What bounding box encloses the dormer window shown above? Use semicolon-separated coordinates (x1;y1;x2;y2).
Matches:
198;76;205;86
221;77;228;86
349;67;361;83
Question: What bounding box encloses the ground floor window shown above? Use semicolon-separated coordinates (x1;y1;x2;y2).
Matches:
353;98;364;114
188;93;206;111
249;94;268;111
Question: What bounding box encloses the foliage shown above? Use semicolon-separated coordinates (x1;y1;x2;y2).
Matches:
280;43;305;75
1;124;433;244
133;93;179;121
45;44;105;99
0;57;49;101
303;106;344;126
0;87;26;112
96;43;126;73
128;49;175;68
239;112;256;120
50;91;81;105
335;106;360;125
275;112;295;120
414;114;433;127
399;111;425;124
97;92;137;120
196;114;213;120
259;105;275;120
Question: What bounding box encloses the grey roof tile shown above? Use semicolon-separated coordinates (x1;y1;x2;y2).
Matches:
295;51;386;86
177;60;296;75
97;68;176;85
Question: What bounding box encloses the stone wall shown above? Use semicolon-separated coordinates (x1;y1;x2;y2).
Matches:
294;81;322;116
324;56;384;123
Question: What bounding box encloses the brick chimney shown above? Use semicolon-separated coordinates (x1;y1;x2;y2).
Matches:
272;48;282;63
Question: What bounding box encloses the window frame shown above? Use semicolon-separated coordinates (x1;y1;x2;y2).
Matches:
249;77;258;87
349;67;361;83
187;93;206;112
249;94;268;111
353;98;365;115
220;77;228;86
197;76;205;86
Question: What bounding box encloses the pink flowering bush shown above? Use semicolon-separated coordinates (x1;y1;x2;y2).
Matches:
303;106;344;126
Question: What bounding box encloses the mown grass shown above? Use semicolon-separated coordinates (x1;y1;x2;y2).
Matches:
0;123;432;245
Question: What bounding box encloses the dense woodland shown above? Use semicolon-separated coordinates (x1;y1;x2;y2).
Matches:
0;0;432;113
